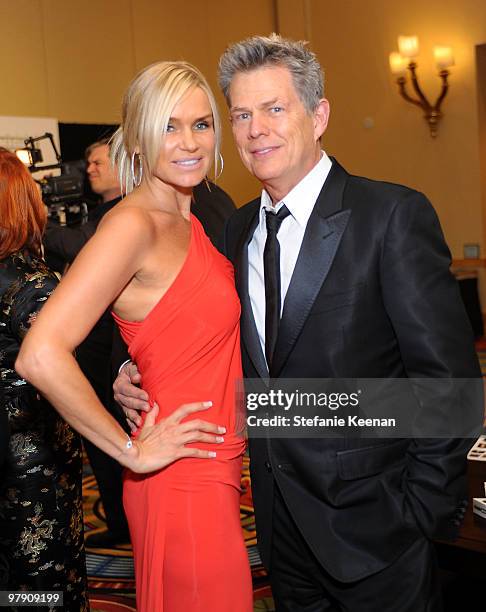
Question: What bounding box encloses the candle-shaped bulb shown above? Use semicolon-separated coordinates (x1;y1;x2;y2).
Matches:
433;46;454;69
398;35;419;58
389;52;407;75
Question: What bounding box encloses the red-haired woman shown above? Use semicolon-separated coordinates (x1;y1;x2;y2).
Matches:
0;148;88;610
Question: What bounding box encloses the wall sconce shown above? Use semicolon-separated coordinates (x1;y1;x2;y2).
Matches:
389;35;454;137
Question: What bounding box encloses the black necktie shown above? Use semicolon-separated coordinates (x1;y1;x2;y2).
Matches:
264;205;291;368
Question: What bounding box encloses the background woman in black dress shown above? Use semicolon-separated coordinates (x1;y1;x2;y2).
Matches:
0;148;88;610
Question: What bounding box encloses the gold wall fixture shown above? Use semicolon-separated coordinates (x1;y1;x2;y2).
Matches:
389;36;454;137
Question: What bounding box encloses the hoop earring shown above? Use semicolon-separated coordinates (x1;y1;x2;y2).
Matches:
215;152;224;180
131;152;143;187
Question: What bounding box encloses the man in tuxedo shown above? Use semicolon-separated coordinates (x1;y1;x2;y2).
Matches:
115;35;481;610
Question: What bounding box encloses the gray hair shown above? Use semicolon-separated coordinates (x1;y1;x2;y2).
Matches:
218;33;324;113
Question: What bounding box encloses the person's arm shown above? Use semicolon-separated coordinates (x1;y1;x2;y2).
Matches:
17;208;225;473
0;263;49;465
381;190;483;538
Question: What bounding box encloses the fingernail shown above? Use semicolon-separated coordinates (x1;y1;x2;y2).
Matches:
208;451;217;457
203;401;213;408
218;426;226;434
216;436;224;443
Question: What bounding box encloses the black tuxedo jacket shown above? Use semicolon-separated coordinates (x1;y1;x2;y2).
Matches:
221;159;482;582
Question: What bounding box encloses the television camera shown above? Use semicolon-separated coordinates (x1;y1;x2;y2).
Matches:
16;132;93;226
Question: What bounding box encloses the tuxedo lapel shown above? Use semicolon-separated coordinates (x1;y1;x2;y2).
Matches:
234;208;269;378
271;160;350;376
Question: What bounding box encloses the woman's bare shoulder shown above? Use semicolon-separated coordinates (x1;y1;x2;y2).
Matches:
97;199;159;244
99;194;179;239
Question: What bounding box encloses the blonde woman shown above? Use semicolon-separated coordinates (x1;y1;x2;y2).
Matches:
17;62;252;612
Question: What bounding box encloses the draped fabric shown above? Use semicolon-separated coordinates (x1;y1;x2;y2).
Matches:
113;215;252;612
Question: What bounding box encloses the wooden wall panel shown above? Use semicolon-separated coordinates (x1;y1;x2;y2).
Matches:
0;0;48;117
204;0;277;204
131;0;211;71
304;0;486;259
40;0;134;122
132;0;277;204
275;0;307;40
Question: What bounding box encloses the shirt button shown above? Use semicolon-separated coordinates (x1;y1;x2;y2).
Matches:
264;461;272;472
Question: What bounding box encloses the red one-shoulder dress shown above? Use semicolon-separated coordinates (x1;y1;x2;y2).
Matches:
113;215;252;612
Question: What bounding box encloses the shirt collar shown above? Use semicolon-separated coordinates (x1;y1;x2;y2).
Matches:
259;151;332;229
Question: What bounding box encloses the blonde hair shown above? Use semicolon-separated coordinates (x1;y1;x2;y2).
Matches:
111;61;221;195
85;136;111;160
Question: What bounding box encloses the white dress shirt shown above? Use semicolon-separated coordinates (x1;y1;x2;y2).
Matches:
248;152;333;361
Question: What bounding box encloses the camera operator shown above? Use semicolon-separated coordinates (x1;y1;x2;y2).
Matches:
44;137;121;263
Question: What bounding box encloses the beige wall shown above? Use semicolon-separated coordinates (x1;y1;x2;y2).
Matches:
2;0;486;267
0;0;275;204
277;0;486;264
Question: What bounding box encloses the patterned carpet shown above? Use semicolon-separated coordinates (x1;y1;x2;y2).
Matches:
83;454;275;611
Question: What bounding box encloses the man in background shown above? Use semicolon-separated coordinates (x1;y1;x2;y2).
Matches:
45;137;122;266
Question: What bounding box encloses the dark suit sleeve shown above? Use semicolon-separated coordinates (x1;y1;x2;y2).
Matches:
381;191;482;538
217;217;230;257
111;325;130;374
43;220;97;264
191;181;236;247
